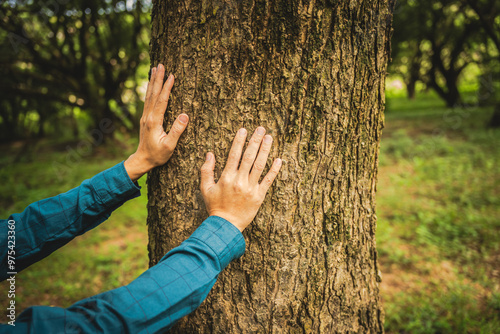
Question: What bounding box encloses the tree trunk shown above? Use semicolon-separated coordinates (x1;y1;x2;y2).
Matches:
406;79;416;100
444;75;461;108
428;74;461;109
147;1;392;332
489;103;500;128
406;44;422;100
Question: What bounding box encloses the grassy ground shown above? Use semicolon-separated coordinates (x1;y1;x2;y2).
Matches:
379;95;500;333
0;136;150;310
1;94;499;332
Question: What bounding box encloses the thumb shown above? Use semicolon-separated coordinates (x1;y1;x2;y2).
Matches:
164;114;189;148
200;152;215;193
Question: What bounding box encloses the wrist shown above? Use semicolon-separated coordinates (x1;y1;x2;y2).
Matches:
124;152;153;182
209;212;246;232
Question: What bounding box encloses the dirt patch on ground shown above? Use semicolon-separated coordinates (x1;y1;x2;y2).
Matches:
91;226;147;254
380;248;491;306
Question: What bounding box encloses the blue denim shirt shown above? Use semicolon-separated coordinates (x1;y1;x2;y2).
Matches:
0;162;246;333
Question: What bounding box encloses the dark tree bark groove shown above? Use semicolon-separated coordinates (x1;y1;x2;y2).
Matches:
147;1;393;332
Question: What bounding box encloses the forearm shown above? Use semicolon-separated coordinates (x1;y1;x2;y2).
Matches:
0;162;140;282
3;216;245;333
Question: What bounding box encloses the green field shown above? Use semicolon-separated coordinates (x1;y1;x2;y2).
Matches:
0;137;150;310
1;94;499;333
379;95;500;333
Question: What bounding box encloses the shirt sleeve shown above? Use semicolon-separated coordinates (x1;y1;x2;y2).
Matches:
0;161;141;282
2;216;246;333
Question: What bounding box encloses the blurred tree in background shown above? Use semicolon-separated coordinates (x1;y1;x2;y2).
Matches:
465;0;500;126
391;0;499;115
0;0;151;141
3;0;498;141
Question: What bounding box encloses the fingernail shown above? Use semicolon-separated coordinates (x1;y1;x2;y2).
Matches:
264;135;272;143
152;67;156;75
178;114;188;124
238;128;247;136
206;153;212;161
169;73;174;80
158;64;163;70
275;158;282;166
256;127;265;136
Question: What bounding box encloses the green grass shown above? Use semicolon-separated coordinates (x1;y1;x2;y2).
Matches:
379;94;500;333
0;137;150;310
0;93;499;332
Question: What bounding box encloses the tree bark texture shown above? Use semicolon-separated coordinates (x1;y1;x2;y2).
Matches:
147;0;393;332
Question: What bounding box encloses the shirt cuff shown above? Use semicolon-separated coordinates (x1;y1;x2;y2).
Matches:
190;216;246;269
90;161;141;207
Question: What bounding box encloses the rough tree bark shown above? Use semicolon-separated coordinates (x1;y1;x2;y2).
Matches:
147;0;393;332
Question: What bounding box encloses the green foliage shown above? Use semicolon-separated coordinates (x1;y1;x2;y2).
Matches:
0;0;152;140
391;0;500;107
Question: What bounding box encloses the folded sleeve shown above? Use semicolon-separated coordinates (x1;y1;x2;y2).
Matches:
3;216;246;333
0;161;141;282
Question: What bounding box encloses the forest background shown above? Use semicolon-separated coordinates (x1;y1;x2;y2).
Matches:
0;0;499;332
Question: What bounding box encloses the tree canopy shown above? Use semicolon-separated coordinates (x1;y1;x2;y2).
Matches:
391;0;499;107
0;0;151;141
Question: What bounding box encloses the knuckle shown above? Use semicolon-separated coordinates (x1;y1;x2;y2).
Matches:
242;154;254;164
228;152;240;161
251;137;261;145
233;180;245;191
159;94;169;103
219;174;231;185
235;135;246;143
263;176;273;186
145;117;155;127
201;164;211;174
171;124;183;136
260;147;270;155
253;161;266;171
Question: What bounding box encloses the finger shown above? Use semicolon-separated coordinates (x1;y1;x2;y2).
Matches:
163;114;189;151
224;128;247;172
145;67;156;99
249;135;273;184
239;127;266;174
144;67;156;111
200;152;216;194
150;64;165;105
259;158;282;195
152;73;174;124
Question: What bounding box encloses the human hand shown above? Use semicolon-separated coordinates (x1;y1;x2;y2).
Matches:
125;64;189;182
200;127;282;232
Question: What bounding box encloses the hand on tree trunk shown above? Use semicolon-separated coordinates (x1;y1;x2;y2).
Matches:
125;64;189;182
200;127;282;232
